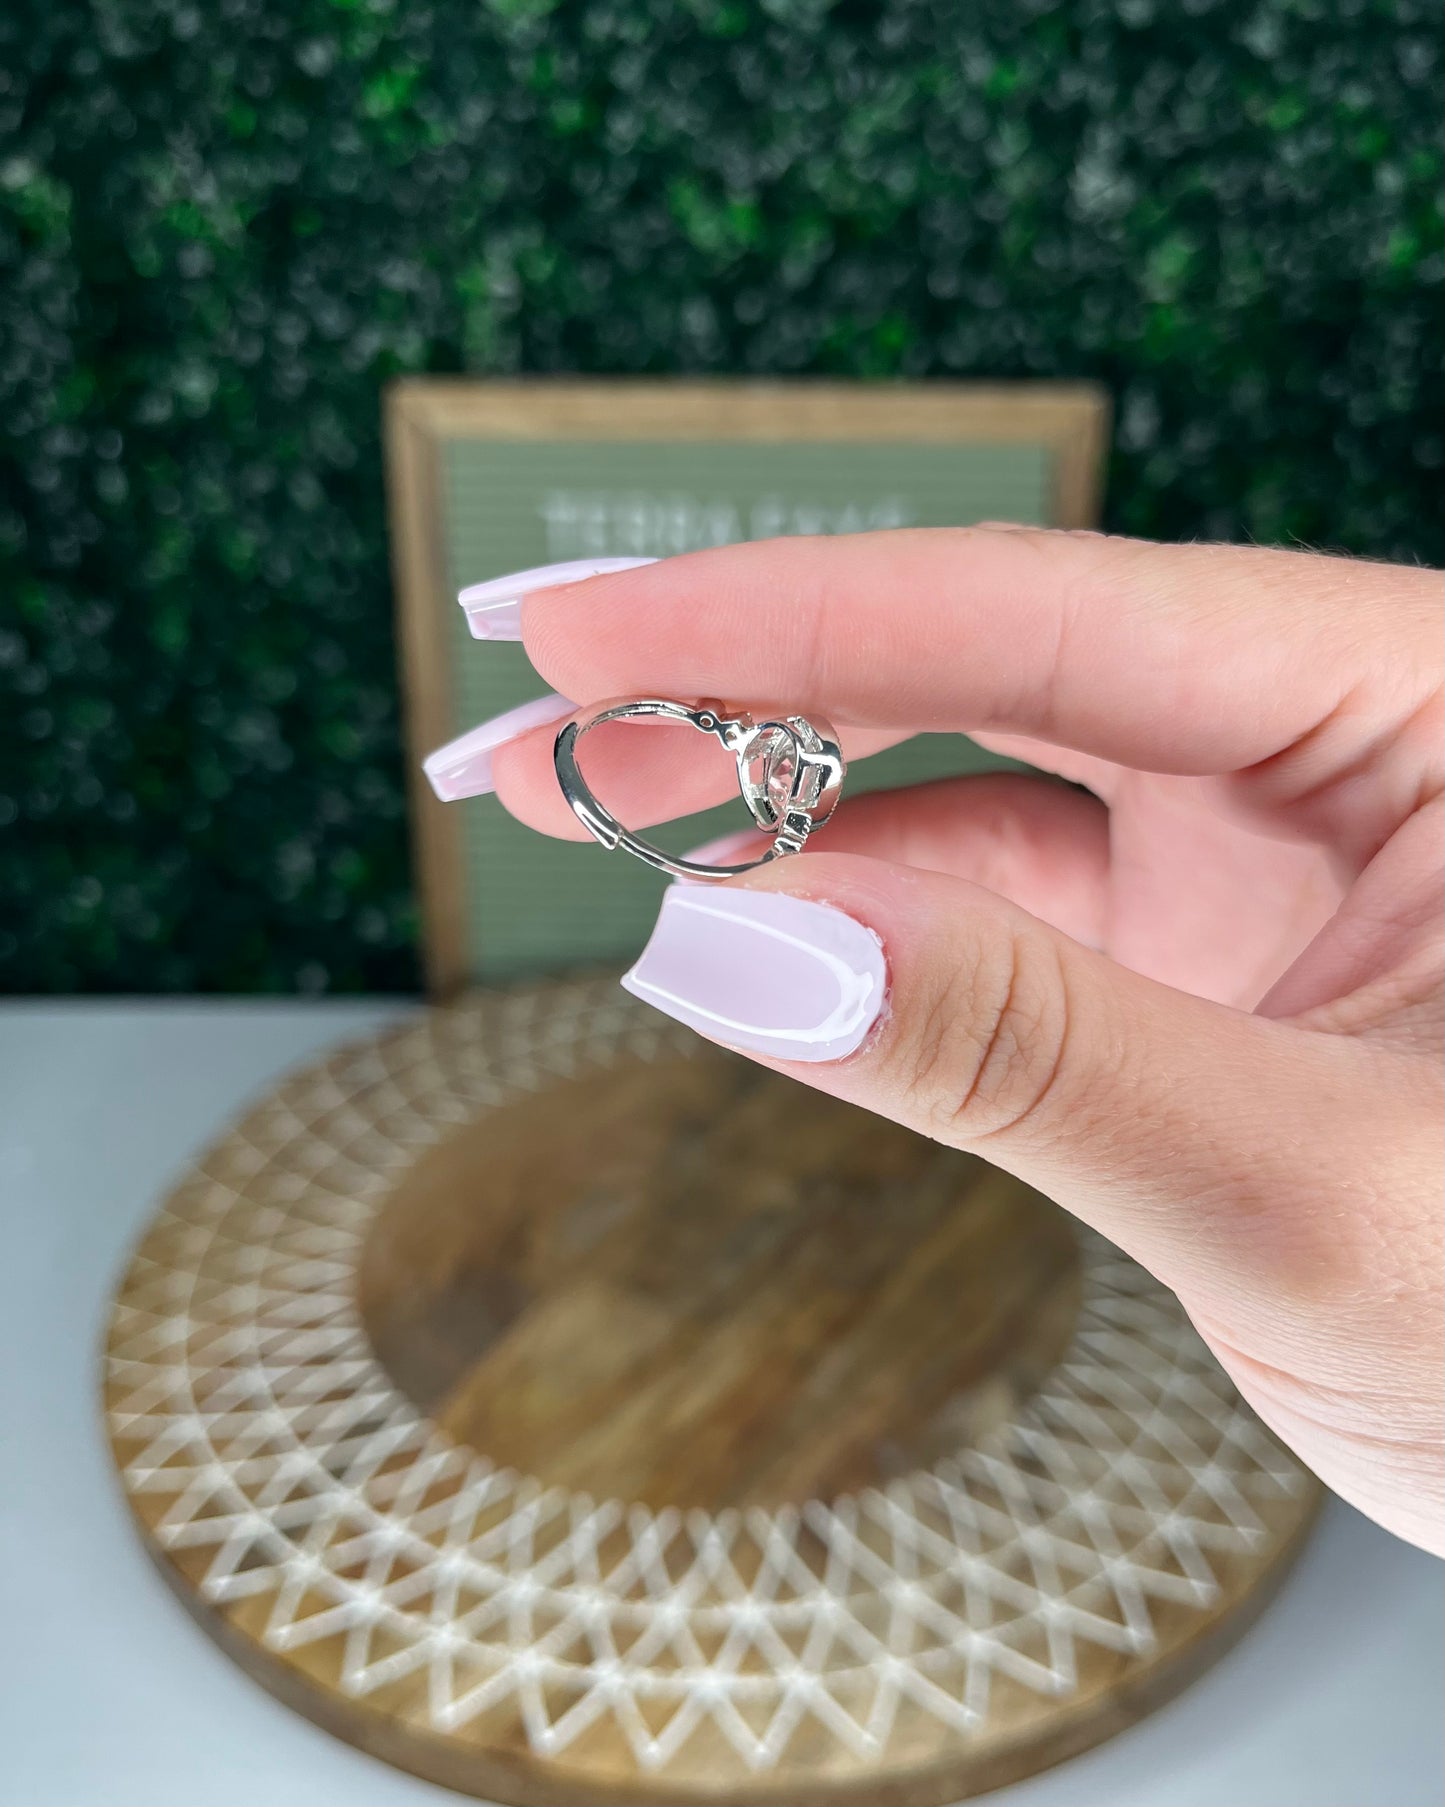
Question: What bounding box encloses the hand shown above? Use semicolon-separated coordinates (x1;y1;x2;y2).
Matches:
458;528;1444;1553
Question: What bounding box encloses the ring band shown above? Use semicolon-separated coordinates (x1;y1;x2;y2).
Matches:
554;698;845;882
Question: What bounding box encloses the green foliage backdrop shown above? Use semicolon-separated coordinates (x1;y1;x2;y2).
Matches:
1;0;1440;993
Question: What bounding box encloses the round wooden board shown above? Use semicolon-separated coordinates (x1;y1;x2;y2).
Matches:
105;978;1320;1806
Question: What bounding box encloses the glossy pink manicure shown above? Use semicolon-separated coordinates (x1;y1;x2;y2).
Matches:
459;557;658;641
422;693;576;800
621;888;886;1063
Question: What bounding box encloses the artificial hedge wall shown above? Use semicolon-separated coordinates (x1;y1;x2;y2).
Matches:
2;0;1440;993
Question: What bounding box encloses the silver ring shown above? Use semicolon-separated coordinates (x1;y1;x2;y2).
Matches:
554;698;845;882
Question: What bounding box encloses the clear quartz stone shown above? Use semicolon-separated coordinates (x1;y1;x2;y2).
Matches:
740;726;793;826
740;721;823;827
764;740;798;816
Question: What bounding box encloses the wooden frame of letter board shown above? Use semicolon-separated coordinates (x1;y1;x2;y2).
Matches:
384;379;1109;997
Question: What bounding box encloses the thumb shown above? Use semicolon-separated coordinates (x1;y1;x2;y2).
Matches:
620;853;1372;1313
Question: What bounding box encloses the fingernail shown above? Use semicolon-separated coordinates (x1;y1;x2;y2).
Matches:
459;557;658;641
621;888;886;1063
422;692;575;800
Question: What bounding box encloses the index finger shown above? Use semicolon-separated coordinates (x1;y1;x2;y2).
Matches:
520;527;1439;780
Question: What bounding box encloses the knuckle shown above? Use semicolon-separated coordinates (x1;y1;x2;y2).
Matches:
905;929;1076;1146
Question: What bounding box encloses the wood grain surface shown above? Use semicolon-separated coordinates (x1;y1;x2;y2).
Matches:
359;1054;1082;1508
105;980;1319;1807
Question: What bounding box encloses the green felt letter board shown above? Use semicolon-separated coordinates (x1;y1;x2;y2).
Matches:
386;381;1108;993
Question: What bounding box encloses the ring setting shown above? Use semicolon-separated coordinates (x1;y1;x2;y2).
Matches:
554;699;845;882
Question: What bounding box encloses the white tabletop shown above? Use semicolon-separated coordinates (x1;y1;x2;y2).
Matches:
1;1001;1440;1807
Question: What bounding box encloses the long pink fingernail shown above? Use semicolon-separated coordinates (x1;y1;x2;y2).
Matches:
422;693;575;800
458;557;658;641
621;888;886;1063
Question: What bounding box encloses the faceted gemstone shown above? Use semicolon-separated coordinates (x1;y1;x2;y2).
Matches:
741;724;798;827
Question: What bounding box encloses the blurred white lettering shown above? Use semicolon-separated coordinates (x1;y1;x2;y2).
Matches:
539;491;911;558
